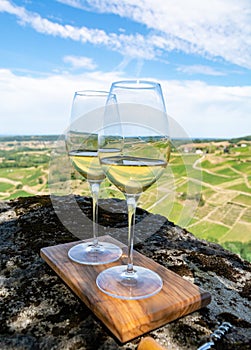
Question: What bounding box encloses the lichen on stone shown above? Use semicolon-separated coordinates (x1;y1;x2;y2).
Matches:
0;196;250;349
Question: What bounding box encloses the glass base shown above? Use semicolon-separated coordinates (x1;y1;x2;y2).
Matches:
68;242;122;265
96;265;163;300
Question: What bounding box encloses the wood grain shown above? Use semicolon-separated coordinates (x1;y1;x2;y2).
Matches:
40;235;211;343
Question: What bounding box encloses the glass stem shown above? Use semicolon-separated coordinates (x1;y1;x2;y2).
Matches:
126;194;138;274
89;182;100;246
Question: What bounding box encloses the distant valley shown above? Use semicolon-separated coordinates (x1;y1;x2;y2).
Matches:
0;135;250;261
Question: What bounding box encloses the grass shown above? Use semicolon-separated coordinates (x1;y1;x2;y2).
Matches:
200;159;216;169
232;194;251;206
189;221;229;241
241;208;251;223
0;182;15;192
219;204;243;227
176;180;205;195
227;182;251;194
194;203;216;219
233;146;250;153
222;241;251;262
214;167;240;177
151;200;183;222
201;171;234;185
202;188;217;200
169;154;184;164
8;190;32;199
0;167;34;181
169;164;187;177
207;191;235;205
23;168;44;186
0;168;15;178
187;217;198;226
248;176;251;187
0;140;250;261
231;162;251;175
220;222;251;243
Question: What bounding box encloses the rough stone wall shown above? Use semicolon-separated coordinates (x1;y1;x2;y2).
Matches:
0;195;250;350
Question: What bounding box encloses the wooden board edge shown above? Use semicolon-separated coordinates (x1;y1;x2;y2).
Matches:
40;238;212;344
117;294;211;343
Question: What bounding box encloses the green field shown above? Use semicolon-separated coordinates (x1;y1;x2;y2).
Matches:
0;136;250;261
0;140;50;200
143;142;251;261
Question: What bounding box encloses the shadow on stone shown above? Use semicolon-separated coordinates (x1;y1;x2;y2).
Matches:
0;195;250;349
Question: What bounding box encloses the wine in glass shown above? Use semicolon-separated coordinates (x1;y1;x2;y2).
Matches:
96;81;170;299
66;90;122;265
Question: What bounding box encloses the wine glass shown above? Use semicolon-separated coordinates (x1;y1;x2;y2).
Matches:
66;90;122;265
96;81;170;299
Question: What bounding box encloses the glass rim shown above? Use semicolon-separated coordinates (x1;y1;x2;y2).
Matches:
74;90;112;97
110;80;160;90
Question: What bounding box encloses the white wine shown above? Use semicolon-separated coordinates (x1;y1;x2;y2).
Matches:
100;156;167;195
69;150;105;182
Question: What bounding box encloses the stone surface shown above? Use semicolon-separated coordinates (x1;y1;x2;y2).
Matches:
0;195;250;350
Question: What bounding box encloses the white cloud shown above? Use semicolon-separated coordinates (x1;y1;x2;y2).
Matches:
59;0;251;69
0;68;250;138
2;0;251;68
0;69;124;135
0;1;155;60
162;80;251;138
56;0;89;10
0;1;250;138
177;65;226;76
63;56;97;70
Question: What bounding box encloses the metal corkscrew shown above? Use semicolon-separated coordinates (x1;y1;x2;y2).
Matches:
137;322;233;350
197;322;233;350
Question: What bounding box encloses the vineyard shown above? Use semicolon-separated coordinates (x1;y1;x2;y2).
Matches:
0;136;250;261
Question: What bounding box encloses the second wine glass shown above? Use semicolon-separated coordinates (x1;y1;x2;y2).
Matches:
96;81;171;299
66;90;122;265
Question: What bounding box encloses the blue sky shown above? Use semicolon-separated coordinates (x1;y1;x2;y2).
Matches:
0;0;251;138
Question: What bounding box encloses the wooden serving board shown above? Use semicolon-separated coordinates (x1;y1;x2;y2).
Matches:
40;235;211;343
